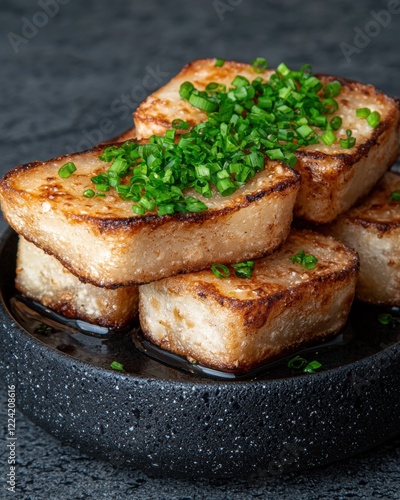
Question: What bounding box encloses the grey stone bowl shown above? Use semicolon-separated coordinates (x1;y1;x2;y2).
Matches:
1;228;400;479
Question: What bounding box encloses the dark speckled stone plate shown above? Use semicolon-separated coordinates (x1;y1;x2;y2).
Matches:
1;227;400;479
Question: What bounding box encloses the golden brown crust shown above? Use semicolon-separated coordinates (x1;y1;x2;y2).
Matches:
133;60;400;223
296;75;400;169
134;59;273;137
326;171;400;306
337;171;400;234
16;237;139;328
139;230;359;372
0;142;300;286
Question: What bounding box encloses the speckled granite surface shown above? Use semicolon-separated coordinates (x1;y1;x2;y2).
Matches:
1;0;400;498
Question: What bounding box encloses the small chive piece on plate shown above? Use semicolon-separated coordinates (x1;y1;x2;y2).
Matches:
389;190;400;202
378;312;400;326
287;356;322;374
303;360;322;373
58;161;76;179
290;249;318;270
287;356;308;370
110;361;124;371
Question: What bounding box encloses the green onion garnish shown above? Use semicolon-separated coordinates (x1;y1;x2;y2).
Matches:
95;62;353;216
211;261;255;279
132;205;145;215
83;189;95;198
303;360;322;373
389;190;400;202
287;356;308;369
330;116;342;130
356;107;381;128
356;107;371;119
231;261;255;279
58;162;76;179
323;81;342;98
290;250;318;270
340;129;356;149
288;356;322;373
215;58;225;67
110;361;124;371
188;93;218;112
251;57;268;73
179;81;195;100
367;110;381;128
211;263;230;278
320;130;337;146
296;124;314;139
378;313;400;326
172;118;190;130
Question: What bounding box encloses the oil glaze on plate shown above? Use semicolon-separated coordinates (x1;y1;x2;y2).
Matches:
1;228;400;479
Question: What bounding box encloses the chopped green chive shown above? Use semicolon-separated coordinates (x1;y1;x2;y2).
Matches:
231;261;255;279
323;81;342;98
389;190;400;202
215;58;225;67
172;118;190;130
378;313;400;326
356;107;371;118
132;205;145;215
110;361;124;371
290;250;318;269
357;107;381;128
58;162;76;179
296;124;314;139
211;263;230;279
287;356;308;369
330;116;342;130
206;82;226;93
211;261;255;279
251;57;268;73
276;62;290;76
95;62;355;216
288;356;322;373
179;81;195;100
340;129;356;149
188;93;218;112
320;130;337;146
303;360;322;373
83;189;95;198
367;110;381;128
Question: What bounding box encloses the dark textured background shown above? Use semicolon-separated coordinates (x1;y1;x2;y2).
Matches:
1;0;400;498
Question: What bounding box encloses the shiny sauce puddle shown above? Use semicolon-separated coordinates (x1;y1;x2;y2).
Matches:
9;293;400;381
